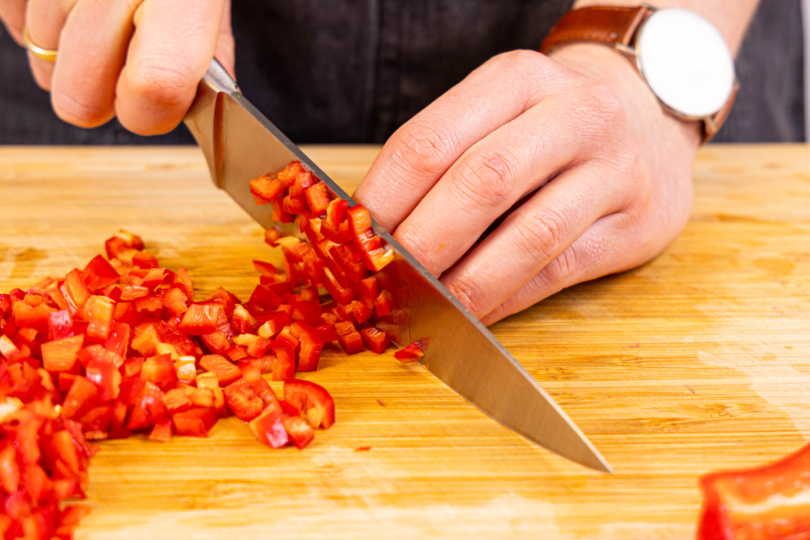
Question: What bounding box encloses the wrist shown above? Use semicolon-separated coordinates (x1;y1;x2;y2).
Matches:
547;44;702;151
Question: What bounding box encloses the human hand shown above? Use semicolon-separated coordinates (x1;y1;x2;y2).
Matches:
354;45;702;325
0;0;234;134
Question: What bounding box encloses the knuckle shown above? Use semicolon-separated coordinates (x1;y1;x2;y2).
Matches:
541;246;578;285
446;275;485;316
512;208;569;267
395;227;438;275
452;149;517;208
127;56;196;106
391;123;456;177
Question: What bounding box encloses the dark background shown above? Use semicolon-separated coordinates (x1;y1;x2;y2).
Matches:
0;0;804;145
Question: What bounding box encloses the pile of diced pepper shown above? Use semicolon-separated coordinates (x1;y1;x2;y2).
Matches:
0;160;430;539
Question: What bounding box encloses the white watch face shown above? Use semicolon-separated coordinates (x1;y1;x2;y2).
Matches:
636;8;735;119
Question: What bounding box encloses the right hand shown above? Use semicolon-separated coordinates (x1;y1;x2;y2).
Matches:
0;0;234;135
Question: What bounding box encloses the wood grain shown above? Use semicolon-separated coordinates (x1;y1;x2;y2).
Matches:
0;144;808;539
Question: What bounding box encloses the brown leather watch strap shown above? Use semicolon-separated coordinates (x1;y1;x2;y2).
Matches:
540;6;652;55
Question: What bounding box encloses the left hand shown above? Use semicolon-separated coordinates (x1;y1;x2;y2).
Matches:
354;44;702;325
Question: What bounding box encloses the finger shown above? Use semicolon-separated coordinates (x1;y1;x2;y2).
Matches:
25;0;78;90
480;210;654;326
439;162;634;319
51;0;140;127
115;0;227;135
0;0;26;45
354;50;568;232
392;89;621;276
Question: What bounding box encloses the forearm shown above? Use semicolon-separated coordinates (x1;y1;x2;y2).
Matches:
572;0;760;54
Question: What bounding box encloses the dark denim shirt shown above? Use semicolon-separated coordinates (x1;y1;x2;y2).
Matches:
0;0;803;145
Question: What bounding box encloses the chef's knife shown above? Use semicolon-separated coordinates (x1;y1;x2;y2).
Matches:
184;60;612;473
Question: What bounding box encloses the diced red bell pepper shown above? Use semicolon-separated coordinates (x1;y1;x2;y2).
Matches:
104;321;130;358
61;377;99;419
360;326;390;354
281;415;316;449
82;255;120;291
231;304;258;334
374;291;394;317
223;379;264;421
252;260;280;277
250;173;286;201
48;310;74;341
201;331;230;355
277;160;305;186
172;407;218;437
131;325;160;356
248;284;282;311
322;268;357;305
84;358;122;401
246;337;273;358
160;286;188;316
126;382;168;431
199;354;242;386
178;302;222;336
270;198;294;223
105;230;145;260
290;321;324;372
314;323;338;343
224;344;249;362
335;321;364;355
41;334;84;372
62;269;91;313
248;408;289;449
149;419;173;442
206;287;240;319
264;227;284;247
284;379;335;429
12;301;54;334
698;442;810;539
141;354;178;388
0;335;21;361
162;387;192;415
394;339;428;363
304;182;331;215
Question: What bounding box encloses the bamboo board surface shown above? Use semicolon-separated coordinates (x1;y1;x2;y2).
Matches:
0;144;809;539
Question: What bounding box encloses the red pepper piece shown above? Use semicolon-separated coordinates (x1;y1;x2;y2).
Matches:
140;354;177;389
46;310;73;341
289;170;317;197
104;322;130;358
283;379;335;429
374;291;394;317
206;287;240;319
172;408;218;437
126;382;168;431
231;304;258;334
304;182;331;215
84;358;122;401
160;286;188;316
223;379;264;421
347;301;374;326
250;173;286;201
246;337;273;358
356;276;380;305
270;198;294;223
252;260;279;277
199;354;242;387
290;321;324;372
698;442;810;539
277;161;305;187
335;321;364;355
394;339;428;363
322;268;357;306
264;227;284;247
248;408;289;449
359;326;390;354
314;323;338;343
61;377;99;419
200;331;230;355
41;334;84;372
282;193;309;214
82;255;120;291
281;415;315;449
148;419;173;442
225;344;249;362
12;301;54;334
248;284;282;311
177;302;222;336
271;327;298;381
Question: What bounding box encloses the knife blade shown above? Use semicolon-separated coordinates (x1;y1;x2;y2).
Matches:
184;60;612;473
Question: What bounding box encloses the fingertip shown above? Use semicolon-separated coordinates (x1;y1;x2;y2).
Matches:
51;89;114;128
114;64;192;136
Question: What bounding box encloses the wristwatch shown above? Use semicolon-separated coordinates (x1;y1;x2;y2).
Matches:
541;5;737;143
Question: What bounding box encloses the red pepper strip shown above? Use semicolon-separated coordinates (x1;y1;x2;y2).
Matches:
393;339;428;363
271;327;298;380
698;442;810;539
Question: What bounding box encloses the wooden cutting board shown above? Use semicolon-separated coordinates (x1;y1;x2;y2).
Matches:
1;144;809;539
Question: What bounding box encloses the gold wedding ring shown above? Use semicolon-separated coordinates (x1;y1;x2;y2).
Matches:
23;26;58;62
